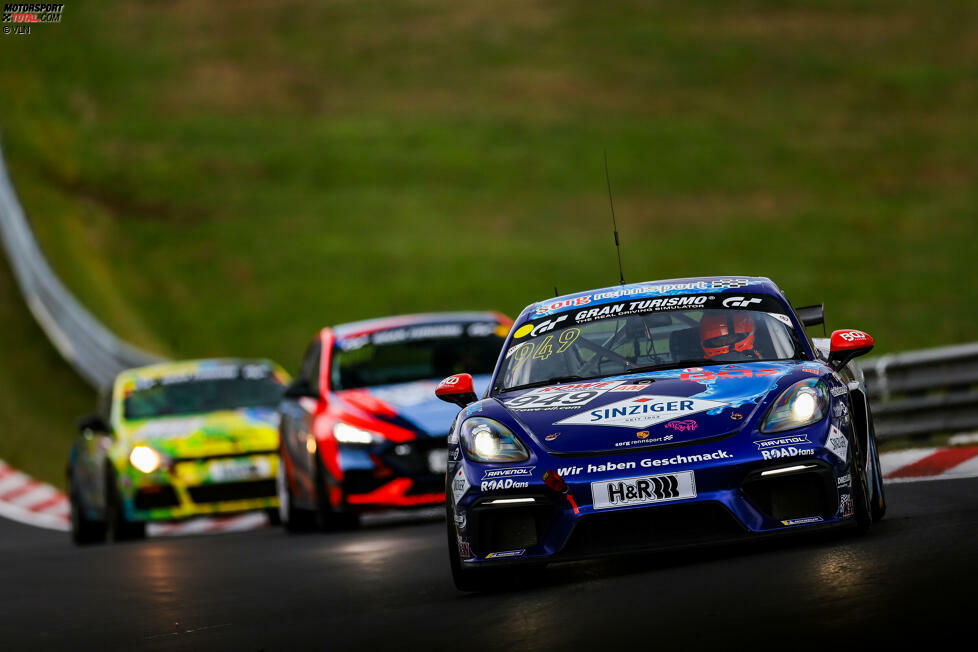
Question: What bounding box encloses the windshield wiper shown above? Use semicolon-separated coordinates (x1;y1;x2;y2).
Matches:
500;375;593;394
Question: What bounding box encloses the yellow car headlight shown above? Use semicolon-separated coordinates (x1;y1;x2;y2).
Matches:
129;445;162;474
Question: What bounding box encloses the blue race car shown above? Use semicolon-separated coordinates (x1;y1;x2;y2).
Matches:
435;276;886;590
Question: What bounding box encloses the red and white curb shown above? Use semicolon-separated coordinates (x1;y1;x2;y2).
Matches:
4;447;978;534
0;460;70;531
0;459;269;535
880;446;978;484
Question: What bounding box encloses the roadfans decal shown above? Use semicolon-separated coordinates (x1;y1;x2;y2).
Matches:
827;424;849;462
555;395;728;429
591;470;696;510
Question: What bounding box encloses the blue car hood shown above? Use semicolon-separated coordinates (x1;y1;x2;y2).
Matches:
496;361;813;454
353;375;492;438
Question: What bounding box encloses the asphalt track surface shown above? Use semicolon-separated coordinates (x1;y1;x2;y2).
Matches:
2;479;975;651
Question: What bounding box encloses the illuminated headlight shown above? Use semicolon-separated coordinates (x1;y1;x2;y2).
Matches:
761;379;829;433
333;422;384;445
460;417;529;463
129;445;162;474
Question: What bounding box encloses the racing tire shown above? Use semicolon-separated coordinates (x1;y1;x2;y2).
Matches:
850;444;873;535
446;502;492;592
265;507;282;526
277;458;317;533
314;455;359;532
445;502;542;592
868;419;887;522
105;471;146;543
68;478;106;546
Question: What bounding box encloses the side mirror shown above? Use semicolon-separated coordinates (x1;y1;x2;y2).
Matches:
435;373;478;408
283;378;319;400
828;329;874;371
76;414;109;435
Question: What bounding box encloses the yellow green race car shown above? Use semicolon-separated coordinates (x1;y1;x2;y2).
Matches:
67;358;290;544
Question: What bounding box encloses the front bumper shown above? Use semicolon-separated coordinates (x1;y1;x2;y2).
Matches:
453;438;854;566
337;437;448;510
122;451;279;521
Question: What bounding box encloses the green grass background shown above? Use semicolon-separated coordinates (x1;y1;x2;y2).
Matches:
1;1;976;484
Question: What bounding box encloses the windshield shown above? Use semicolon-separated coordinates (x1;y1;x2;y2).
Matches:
495;304;805;393
331;321;507;390
123;363;286;420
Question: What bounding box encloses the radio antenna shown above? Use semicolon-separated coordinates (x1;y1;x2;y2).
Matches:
604;150;625;286
554;286;559;298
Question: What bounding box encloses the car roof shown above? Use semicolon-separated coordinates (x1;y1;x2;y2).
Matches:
115;358;284;385
331;311;509;340
522;275;782;320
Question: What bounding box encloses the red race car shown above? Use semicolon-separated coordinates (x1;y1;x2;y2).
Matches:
276;312;511;530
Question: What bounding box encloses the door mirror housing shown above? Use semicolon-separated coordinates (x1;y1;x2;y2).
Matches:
76;414;110;435
435;373;478;408
828;329;874;371
283;378;320;400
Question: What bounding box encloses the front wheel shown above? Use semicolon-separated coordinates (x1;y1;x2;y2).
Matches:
868;419;887;522
314;455;359;532
105;472;145;542
850;446;873;535
277;457;317;533
68;476;106;545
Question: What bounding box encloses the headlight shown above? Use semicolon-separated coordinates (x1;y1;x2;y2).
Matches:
459;417;529;463
333;422;384;445
129;445;162;474
761;379;829;433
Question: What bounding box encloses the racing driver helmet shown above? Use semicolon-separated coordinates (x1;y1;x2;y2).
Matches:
700;311;759;360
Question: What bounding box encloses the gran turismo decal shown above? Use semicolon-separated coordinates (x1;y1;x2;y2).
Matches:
591;470;696;510
555;395;728;429
722;296;762;308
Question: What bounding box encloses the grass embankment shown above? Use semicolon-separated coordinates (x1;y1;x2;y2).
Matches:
1;1;977;484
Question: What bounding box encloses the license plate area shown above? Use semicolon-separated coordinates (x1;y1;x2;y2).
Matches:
591;470;696;510
208;456;272;483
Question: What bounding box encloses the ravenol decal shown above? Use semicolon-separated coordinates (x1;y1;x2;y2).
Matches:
754;434;811;450
555;395;727;429
482;467;535;480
